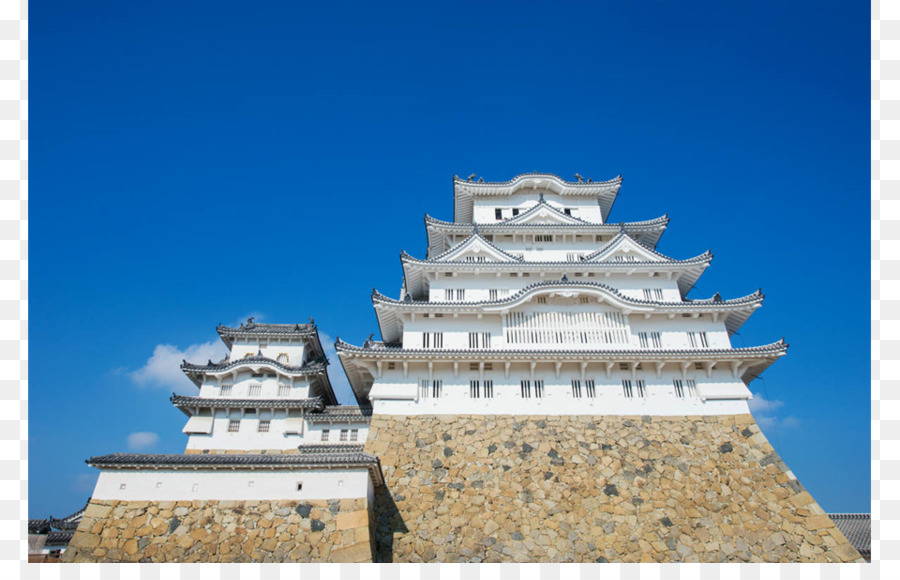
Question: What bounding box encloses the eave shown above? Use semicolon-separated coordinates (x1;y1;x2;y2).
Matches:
336;339;788;396
216;322;326;361
424;214;669;257
170;394;325;416
373;283;763;343
453;173;623;223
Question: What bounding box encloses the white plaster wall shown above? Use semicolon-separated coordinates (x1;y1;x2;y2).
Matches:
472;194;604;224
92;469;373;502
400;308;733;351
185;410;369;450
368;362;751;416
229;338;307;365
198;372;311;398
426;272;685;302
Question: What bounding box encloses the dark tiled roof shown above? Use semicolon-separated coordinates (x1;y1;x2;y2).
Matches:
28;519;50;534
304;406;373;423
453;172;622;188
46;530;75;545
217;321;316;339
373;282;762;310
296;444;366;453
171;394;325;412
87;450;378;468
424;214;669;231
48;502;87;531
828;513;870;557
180;356;328;386
336;338;788;358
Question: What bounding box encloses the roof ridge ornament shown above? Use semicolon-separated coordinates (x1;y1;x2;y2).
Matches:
468;173;476;181
473;223;480;235
561;274;569;282
574;173;584;183
539;192;545;203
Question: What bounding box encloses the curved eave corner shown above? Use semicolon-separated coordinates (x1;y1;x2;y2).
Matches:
335;341;374;406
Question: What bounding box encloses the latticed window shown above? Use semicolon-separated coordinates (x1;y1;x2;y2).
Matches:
277;384;290;397
534;380;544;398
585;380;596;398
688;331;709;348
520;380;532;398
636;380;646;397
340;429;349;442
321;429;330;442
276;353;289;364
350;429;359;442
258;420;271;433
420;379;442;398
484;380;494;398
220;385;232;397
572;379;583;398
643;288;664;300
468;332;491;349
489;289;498;301
470;380;481;398
535;235;552;242
686;379;697;397
249;384;262;397
228;419;240;433
505;310;629;346
622;380;633;398
674;379;685;398
422;332;443;348
495;208;503;220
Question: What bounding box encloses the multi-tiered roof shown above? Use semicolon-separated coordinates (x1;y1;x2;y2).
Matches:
337;172;787;409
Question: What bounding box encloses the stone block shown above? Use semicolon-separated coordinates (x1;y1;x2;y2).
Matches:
336;510;369;531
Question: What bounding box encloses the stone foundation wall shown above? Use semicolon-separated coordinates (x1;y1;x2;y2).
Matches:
364;414;863;563
61;498;373;563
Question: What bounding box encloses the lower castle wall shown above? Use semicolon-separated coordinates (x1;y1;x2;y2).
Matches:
363;414;863;563
61;498;374;563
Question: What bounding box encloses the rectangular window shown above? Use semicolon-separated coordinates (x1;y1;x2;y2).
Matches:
422;332;444;348
484;380;494;398
470;380;481;398
432;380;442;398
636;380;646;398
651;332;662;348
228;419;240;433
321;429;330;442
535;235;552;242
638;332;650;348
622;380;633;398
489;289;498;301
220;384;232;397
444;289;453;301
673;379;685;398
468;332;491;349
563;208;572;216
456;289;465;300
420;379;430;399
535;380;544;398
350;429;359;442
585;379;596;398
340;429;349;442
495;208;503;220
537;296;547;304
686;379;697;397
258;420;271;433
483;362;493;371
520;380;531;398
277;384;290;397
572;379;582;398
688;331;709;348
512;208;520;216
249;384;262;397
643;288;664;300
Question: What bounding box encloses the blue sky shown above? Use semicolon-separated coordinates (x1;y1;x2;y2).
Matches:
30;1;869;518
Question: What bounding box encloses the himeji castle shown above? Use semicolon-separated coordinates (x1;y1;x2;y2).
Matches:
336;173;779;416
64;172;864;564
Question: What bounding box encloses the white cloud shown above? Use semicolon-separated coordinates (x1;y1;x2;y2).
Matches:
127;431;160;451
319;332;355;404
129;341;228;394
749;392;800;430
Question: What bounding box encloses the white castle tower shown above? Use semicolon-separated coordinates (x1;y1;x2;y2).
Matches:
337;172;785;416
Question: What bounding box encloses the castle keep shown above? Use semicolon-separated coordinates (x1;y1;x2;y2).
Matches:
64;172;863;563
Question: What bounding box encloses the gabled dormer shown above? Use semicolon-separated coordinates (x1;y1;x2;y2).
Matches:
427;233;524;263
581;231;677;263
502;196;592;226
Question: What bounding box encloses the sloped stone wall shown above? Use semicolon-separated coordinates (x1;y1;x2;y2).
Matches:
61;498;373;563
364;414;863;563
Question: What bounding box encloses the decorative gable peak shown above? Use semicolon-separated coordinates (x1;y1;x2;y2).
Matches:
504;199;589;226
427;234;524;263
581;231;674;263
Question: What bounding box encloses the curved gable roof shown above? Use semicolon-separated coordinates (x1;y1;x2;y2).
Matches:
426;233;525;263
503;199;591;225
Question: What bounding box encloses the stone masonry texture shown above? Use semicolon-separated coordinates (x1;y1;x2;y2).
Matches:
61;498;373;563
363;414;864;563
